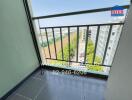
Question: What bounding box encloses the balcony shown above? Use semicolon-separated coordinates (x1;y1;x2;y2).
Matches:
32;5;129;76
1;0;131;100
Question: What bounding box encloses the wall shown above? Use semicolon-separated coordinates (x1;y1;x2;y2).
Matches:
105;5;132;100
0;0;39;98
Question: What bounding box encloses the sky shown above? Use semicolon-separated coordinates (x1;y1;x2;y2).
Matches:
31;0;130;27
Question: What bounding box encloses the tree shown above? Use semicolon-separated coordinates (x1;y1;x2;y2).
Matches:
86;38;103;72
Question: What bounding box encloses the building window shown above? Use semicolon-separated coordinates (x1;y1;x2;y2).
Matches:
112;32;115;36
108;47;111;50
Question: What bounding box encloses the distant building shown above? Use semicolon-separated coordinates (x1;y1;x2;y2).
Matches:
81;29;91;41
90;17;124;66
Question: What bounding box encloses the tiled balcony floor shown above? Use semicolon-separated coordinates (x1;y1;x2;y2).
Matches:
6;69;107;100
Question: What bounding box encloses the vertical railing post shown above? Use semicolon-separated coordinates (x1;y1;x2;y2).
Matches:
52;28;57;59
45;28;51;58
102;25;113;65
68;27;70;65
92;26;100;64
84;26;89;64
60;28;64;60
76;27;79;62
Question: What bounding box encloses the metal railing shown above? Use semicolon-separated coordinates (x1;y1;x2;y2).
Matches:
32;5;129;68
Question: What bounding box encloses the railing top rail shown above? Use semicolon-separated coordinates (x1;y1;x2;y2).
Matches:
40;22;124;29
32;5;129;20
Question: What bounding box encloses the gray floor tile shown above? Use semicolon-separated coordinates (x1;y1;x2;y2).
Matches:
32;70;49;80
6;70;107;100
6;93;30;100
15;77;44;99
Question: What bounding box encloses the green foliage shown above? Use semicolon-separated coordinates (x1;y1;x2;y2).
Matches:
86;38;103;72
87;65;104;72
50;34;104;72
41;34;67;47
51;35;77;66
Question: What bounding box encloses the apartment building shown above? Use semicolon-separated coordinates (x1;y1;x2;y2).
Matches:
89;17;124;66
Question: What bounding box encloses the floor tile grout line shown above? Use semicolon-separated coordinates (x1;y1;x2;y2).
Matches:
7;70;106;100
31;73;48;100
82;79;85;100
33;82;47;100
15;93;32;100
31;76;43;81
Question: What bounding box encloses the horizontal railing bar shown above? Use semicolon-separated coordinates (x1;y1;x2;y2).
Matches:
40;22;124;29
45;58;111;67
32;5;129;20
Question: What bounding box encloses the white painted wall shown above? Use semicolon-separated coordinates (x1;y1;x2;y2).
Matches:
0;0;39;98
105;5;132;100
